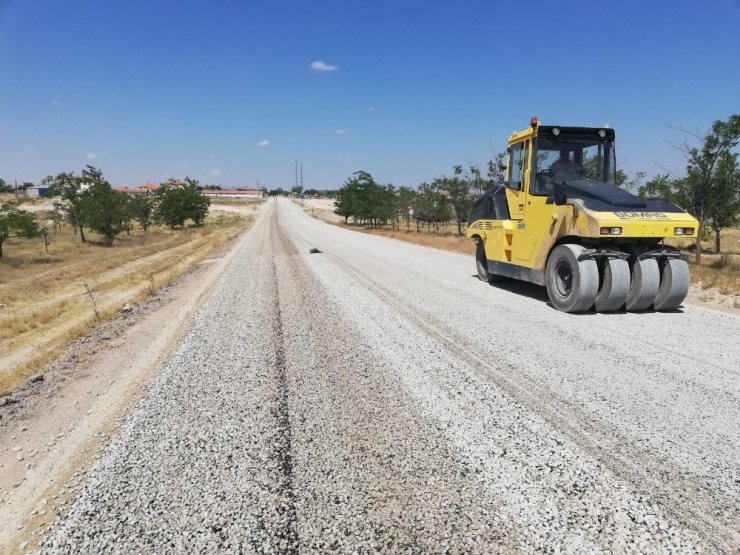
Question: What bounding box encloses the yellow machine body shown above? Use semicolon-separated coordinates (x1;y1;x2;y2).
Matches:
466;120;698;312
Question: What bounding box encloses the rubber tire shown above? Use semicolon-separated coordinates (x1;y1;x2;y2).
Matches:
625;257;660;311
653;258;689;311
545;244;599;313
594;258;630;312
476;241;491;282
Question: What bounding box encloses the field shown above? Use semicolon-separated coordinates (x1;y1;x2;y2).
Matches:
0;199;261;395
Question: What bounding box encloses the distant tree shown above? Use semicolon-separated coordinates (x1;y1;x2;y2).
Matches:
269;188;287;196
291;185;303;195
156;178;210;228
334;173;363;224
396;186;416;232
184;178;210;226
41;174;63;197
638;174;684;202
333;171;395;228
49;205;65;234
83;175;130;245
413;182;451;232
128;195;158;231
53;171;89;242
446;168;475;234
704;153;739;253
0;178;9;193
487;152;506;187
616;170;647;192
0;201;41;258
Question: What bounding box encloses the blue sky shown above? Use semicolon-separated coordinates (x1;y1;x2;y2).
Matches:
1;0;739;189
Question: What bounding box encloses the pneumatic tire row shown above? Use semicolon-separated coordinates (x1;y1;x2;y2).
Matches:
544;244;689;313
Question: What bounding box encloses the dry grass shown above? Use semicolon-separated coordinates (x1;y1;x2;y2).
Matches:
0;209;257;395
689;257;740;295
666;227;740;294
350;225;474;255
305;204;739;295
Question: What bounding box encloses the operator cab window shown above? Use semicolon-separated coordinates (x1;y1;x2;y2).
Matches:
508;144;523;190
531;136;617;196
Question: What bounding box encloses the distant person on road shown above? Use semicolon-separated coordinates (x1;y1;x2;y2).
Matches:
550;148;582;177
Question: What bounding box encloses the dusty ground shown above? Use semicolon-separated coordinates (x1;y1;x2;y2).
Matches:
0;204;265;552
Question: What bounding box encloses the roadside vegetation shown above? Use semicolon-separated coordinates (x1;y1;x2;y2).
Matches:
0;166;259;395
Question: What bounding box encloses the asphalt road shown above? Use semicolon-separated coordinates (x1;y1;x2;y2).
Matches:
40;199;740;553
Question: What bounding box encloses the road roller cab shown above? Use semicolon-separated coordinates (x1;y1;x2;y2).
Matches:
466;118;699;313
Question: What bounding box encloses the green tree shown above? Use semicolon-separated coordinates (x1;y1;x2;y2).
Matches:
129;195;158;231
334;178;359;224
413;182;451;232
82;167;130;245
446;168;475;234
184;178;210;226
156;178;210;228
0;201;41;258
638;174;687;203
487;152;506;187
704;152;739;253
53;171;88;242
396;186;416;231
671;114;740;262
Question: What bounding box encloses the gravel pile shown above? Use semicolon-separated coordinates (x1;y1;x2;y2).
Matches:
36;200;740;553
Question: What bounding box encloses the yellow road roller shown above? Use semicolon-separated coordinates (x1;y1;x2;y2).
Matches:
467;118;698;312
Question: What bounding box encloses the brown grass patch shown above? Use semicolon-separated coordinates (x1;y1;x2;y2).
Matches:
0;209;257;395
349;225;474;255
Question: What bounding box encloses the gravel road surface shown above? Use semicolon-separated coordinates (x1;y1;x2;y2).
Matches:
38;199;740;553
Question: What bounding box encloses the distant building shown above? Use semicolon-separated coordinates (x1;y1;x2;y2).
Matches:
25;186;49;197
202;187;263;199
113;183;159;195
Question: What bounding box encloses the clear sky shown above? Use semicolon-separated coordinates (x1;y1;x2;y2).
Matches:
1;0;739;189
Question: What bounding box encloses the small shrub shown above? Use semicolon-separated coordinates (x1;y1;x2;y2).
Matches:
709;254;740;270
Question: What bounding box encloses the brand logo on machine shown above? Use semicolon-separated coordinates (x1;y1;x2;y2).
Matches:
613;211;667;219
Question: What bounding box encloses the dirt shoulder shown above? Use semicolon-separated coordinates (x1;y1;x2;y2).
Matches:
0;205;265;552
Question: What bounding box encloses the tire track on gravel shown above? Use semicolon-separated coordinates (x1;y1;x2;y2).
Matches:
312;244;737;552
268;217;299;554
270;203;529;552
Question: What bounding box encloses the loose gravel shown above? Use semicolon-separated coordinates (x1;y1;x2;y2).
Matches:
34;199;740;553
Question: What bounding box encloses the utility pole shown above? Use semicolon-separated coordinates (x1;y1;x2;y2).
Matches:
300;163;303;190
295;159;298;189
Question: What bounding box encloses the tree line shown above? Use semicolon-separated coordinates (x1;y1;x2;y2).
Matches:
0;165;210;258
333;114;739;259
334;160;503;236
